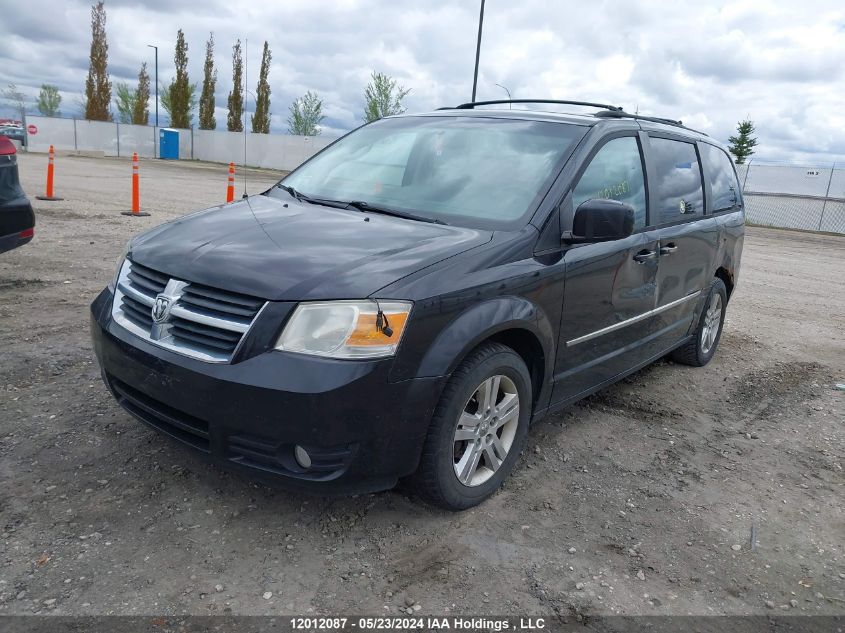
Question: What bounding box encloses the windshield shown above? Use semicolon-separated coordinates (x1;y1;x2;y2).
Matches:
276;116;587;229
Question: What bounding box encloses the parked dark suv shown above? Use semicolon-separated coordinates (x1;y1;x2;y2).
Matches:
0;135;35;254
90;100;744;510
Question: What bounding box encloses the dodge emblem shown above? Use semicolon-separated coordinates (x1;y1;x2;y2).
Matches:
152;295;172;323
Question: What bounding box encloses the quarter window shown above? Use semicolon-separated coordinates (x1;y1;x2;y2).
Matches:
649;138;705;224
700;143;740;211
573;137;647;231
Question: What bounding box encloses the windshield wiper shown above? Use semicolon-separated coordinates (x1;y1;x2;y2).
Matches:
276;187;444;223
275;184;349;209
344;200;445;224
275;183;305;201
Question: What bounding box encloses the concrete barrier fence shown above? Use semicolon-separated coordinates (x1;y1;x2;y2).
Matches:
23;114;335;173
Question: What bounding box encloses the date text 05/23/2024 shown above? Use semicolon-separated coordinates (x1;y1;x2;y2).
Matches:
289;616;547;631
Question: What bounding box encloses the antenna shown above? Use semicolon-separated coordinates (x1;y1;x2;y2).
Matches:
242;38;248;198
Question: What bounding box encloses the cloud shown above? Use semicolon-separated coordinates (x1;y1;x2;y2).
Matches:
0;0;843;162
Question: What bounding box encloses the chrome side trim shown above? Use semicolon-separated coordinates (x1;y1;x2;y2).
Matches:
566;291;701;347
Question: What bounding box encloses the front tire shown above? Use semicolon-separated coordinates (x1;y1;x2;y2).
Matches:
409;342;531;511
670;278;727;367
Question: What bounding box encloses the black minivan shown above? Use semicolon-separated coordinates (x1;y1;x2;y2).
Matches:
90;100;744;510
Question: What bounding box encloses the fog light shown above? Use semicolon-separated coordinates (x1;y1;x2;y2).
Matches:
294;445;311;469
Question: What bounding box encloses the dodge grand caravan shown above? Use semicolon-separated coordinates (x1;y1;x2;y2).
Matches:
90;99;744;510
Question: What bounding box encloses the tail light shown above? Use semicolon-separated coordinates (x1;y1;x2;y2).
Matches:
0;136;16;155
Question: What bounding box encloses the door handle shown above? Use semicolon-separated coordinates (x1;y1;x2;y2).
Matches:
633;249;657;263
659;243;678;255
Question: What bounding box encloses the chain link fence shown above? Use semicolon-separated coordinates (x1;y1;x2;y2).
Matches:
736;161;844;235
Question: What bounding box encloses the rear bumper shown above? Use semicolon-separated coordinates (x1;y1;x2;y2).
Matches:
0;199;34;254
90;288;445;494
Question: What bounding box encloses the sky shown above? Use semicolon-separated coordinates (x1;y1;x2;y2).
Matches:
1;0;844;163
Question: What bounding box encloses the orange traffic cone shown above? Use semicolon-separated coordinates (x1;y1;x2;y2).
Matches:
121;152;150;217
226;162;235;203
36;145;64;201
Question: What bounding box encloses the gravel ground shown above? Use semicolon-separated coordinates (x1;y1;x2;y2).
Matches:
1;153;843;619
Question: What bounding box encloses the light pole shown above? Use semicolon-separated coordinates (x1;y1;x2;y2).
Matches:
470;0;485;102
495;83;512;107
147;44;158;127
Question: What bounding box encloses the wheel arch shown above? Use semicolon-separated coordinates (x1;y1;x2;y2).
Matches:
408;297;555;409
714;266;734;300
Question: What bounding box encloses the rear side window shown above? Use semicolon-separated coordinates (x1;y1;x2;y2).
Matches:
700;143;740;211
573;136;647;231
649;138;704;224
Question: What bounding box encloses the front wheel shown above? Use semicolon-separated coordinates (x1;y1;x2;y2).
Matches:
670;278;727;367
409;342;531;511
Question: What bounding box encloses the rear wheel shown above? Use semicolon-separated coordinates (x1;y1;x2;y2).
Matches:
409;342;531;510
670;278;727;367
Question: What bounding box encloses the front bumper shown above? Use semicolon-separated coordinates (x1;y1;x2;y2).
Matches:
90;288;445;494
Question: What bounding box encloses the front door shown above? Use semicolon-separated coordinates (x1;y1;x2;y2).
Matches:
551;135;661;405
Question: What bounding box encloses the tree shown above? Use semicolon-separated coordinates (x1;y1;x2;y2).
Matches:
113;83;138;124
728;119;758;165
227;40;244;132
167;29;194;128
288;91;325;136
363;71;410;122
37;84;62;117
251;41;272;133
84;1;112;121
161;81;197;127
198;33;217;130
133;62;150;125
2;84;27;120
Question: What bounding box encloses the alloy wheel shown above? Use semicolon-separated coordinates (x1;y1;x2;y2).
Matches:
453;374;520;487
700;293;723;355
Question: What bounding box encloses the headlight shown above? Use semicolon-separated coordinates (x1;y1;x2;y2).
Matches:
275;300;412;359
110;240;131;290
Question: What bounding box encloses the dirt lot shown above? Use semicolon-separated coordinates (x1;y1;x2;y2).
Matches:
1;153;843;619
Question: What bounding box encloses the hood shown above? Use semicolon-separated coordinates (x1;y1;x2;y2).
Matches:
130;193;491;301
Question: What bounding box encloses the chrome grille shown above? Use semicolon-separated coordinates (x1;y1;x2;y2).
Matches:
111;259;266;362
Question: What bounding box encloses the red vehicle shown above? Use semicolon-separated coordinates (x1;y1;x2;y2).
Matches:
0;135;34;253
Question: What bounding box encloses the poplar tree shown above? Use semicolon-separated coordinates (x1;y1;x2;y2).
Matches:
198;33;217;130
132;62;150;125
168;29;193;128
227;40;244;132
251;41;272;134
84;1;112;121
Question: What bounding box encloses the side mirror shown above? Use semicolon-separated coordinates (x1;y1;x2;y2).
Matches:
563;199;635;243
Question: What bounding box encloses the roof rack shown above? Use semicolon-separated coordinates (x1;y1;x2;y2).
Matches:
450;99;624;112
439;99;708;137
594;109;708;136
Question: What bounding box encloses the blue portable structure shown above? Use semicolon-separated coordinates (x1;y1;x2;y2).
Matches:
159;128;179;160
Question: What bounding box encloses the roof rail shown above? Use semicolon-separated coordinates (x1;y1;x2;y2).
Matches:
594;109;708;136
451;99;624;112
